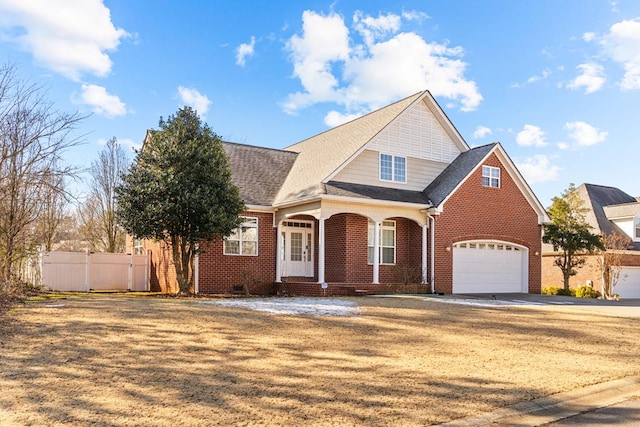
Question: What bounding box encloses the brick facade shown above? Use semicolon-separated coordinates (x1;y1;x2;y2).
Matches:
432;153;543;294
197;211;276;294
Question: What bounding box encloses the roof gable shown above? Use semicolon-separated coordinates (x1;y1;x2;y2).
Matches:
425;143;548;223
275;90;469;205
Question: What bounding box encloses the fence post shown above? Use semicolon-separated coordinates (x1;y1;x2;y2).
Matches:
85;250;90;292
128;253;133;291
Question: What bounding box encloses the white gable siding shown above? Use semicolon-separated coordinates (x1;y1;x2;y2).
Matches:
612;218;634;239
368;99;461;164
332;149;449;191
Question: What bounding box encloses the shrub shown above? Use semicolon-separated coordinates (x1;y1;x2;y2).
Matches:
575;285;599;299
542;286;576;296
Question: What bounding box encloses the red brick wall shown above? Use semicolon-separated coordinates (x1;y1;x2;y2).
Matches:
325;214;347;282
197;211;276;294
433;152;543;294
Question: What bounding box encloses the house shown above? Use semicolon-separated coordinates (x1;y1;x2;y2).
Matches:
138;90;548;295
542;183;640;298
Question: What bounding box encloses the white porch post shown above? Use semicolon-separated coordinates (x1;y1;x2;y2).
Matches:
275;222;283;283
317;218;325;284
422;223;428;284
194;251;199;294
372;221;380;284
430;215;435;293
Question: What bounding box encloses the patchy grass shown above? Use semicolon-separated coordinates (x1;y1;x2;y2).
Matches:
1;294;639;426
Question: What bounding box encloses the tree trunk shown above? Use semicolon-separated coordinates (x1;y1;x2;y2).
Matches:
171;236;193;295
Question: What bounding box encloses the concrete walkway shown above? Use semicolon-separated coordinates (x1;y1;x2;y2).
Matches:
437;375;640;426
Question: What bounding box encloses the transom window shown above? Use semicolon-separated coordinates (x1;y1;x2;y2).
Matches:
224;217;258;256
482;165;500;188
367;220;396;264
380;154;406;183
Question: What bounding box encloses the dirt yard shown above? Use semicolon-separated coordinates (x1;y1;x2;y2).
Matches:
1;294;639;426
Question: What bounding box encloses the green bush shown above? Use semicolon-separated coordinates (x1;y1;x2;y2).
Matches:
542;286;575;296
575;285;599;298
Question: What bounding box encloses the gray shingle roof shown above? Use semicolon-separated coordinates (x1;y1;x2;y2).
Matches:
222;142;297;206
423;143;497;207
578;183;640;251
325;181;431;204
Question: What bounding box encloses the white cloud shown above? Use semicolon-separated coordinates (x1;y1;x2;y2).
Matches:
516;155;561;184
564;121;607;147
78;84;126;117
283;9;482;117
353;11;402;46
567;63;606;93
473;126;492;139
583;32;597;42
236;36;256;67
323;110;364;127
0;0;129;80
600;18;640;90
526;69;551;84
516;124;547;147
177;86;211;117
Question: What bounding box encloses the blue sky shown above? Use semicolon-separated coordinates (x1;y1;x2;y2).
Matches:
0;0;639;206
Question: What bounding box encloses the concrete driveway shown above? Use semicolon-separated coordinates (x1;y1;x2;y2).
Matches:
440;293;640;318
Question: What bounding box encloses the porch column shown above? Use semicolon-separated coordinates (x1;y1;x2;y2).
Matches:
317;218;325;284
372;221;380;284
422;223;428;284
275;222;283;283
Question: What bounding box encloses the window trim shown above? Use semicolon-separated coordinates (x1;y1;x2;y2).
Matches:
482;165;500;188
635;217;640;241
379;153;407;184
224;216;259;256
367;219;396;265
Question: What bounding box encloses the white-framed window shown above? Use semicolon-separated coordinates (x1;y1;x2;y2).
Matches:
367;220;396;264
380;154;406;183
133;238;144;255
635;218;640;240
482;165;500;188
224;216;258;256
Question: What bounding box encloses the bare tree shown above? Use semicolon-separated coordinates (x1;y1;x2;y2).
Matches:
78;137;129;252
37;169;69;251
597;232;633;299
0;63;84;282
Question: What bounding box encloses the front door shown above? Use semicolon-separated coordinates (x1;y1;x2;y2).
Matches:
282;221;314;277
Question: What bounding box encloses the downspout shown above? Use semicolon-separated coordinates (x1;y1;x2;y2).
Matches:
429;214;435;294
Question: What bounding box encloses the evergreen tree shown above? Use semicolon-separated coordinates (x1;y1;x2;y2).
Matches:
117;107;244;294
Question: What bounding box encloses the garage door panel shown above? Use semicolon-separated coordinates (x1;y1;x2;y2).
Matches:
616;268;640;299
453;242;525;294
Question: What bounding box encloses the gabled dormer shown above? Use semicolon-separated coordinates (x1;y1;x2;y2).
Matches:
603;202;640;242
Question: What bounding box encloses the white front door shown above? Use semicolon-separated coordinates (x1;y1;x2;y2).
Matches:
282;221;314;277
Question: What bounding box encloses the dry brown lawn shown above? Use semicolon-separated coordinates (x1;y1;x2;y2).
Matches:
0;294;639;426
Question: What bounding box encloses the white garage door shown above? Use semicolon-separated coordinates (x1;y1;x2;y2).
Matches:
453;241;527;294
616;267;640;299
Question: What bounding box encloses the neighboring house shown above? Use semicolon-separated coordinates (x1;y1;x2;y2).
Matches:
137;90;548;295
542;183;640;298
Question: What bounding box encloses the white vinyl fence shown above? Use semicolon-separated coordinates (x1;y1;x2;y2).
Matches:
40;250;149;292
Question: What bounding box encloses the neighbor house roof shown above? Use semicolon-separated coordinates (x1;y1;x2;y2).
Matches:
222;142;297;206
577;183;640;250
274;90;469;205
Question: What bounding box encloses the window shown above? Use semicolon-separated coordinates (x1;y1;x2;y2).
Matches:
133;238;144;255
380;154;406;183
367;220;396;264
224;217;258;255
482;165;500;188
635;219;640;240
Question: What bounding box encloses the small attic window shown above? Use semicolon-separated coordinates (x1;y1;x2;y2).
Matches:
380;154;406;183
482;165;500;188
